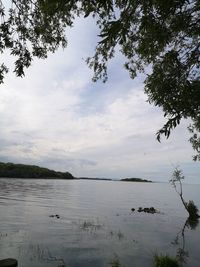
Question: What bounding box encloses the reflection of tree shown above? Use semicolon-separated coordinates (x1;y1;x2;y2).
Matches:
172;217;199;266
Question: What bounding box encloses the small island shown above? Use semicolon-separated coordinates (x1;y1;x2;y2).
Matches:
121;177;152;183
0;162;74;179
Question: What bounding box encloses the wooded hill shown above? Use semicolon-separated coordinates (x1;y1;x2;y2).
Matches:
0;162;74;179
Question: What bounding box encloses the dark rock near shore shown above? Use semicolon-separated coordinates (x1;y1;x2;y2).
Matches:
0;258;18;267
138;207;143;212
132;207;158;214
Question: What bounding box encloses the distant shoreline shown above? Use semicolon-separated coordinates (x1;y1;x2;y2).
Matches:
0;162;154;182
0;177;155;183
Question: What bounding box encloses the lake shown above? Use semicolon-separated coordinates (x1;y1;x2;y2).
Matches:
0;179;200;267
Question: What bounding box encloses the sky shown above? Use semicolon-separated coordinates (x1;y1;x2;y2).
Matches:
0;16;199;183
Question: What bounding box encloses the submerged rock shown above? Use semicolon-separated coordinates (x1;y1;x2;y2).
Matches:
0;258;18;267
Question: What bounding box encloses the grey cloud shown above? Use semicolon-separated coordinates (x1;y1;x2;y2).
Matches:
40;156;97;168
0;139;17;150
125;134;142;140
0;138;34;152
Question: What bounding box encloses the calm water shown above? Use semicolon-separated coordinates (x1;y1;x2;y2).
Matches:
0;179;200;267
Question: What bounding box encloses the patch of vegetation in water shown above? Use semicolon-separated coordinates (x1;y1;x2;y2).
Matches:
153;254;179;267
109;257;126;267
80;219;103;231
109;230;125;240
187;200;200;220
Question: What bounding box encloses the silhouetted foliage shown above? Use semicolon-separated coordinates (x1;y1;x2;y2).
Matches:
170;168;200;220
0;162;74;179
188;118;200;161
0;1;199;152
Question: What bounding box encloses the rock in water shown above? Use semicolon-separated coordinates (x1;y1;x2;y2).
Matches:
138;207;143;212
0;259;18;267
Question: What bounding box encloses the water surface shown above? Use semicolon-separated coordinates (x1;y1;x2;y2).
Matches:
0;179;200;267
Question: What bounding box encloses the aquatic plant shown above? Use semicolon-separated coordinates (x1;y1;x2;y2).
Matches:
109;256;127;267
109;258;122;267
108;229;125;240
186;216;199;230
186;200;199;220
117;230;124;240
80;218;103;231
170;168;199;220
153;254;179;267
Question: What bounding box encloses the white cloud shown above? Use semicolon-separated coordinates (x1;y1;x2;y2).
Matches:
0;16;199;183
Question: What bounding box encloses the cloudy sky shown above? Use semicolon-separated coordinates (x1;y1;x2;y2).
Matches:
0;17;199;183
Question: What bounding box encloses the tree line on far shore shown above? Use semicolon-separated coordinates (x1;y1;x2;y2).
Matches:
0;162;74;179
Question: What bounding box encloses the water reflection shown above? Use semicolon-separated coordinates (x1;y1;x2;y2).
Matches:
172;217;199;266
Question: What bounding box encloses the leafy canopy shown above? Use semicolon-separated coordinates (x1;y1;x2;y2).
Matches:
0;0;199;155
